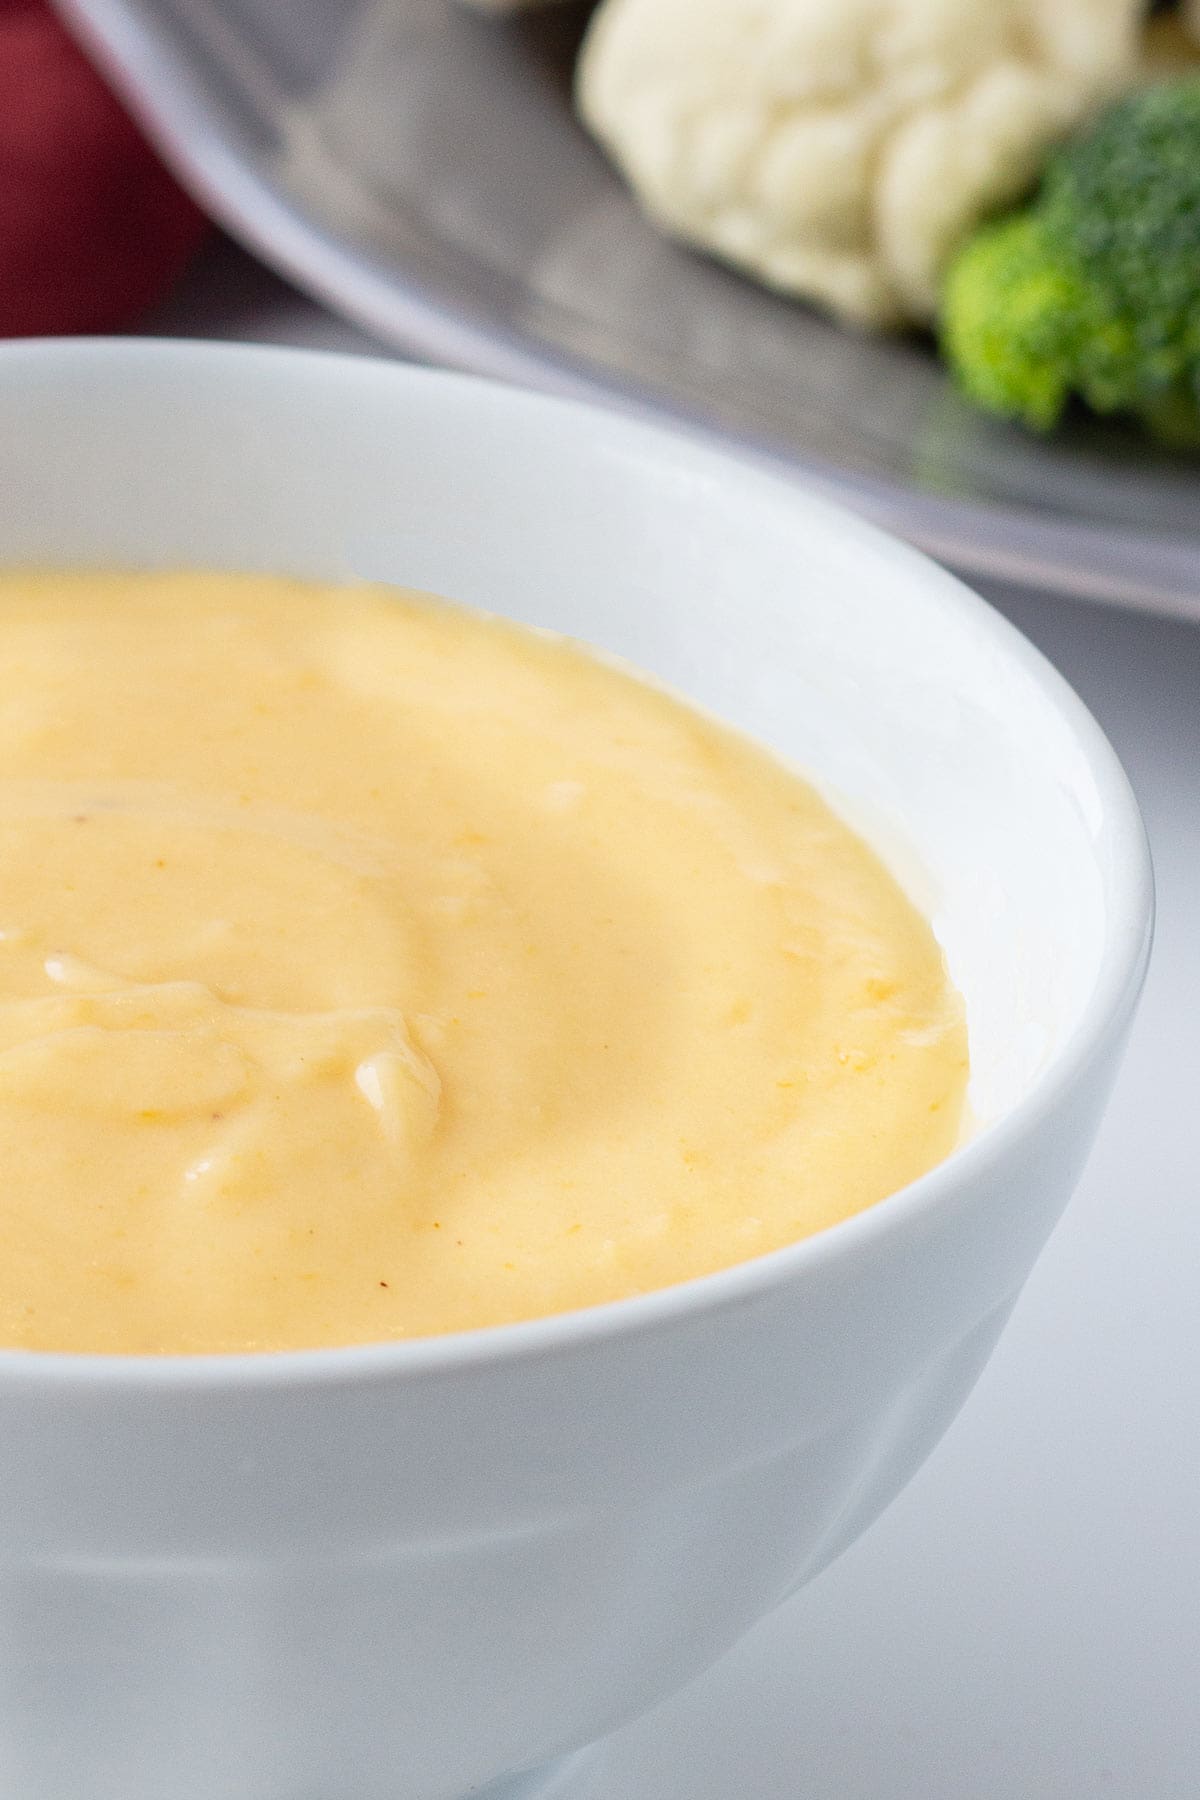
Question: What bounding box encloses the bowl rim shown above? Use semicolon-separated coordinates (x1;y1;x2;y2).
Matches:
0;338;1155;1391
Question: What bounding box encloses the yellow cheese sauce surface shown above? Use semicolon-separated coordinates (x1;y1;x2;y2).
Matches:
0;571;967;1354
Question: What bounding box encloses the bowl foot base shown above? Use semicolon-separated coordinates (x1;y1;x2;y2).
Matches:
473;1746;602;1800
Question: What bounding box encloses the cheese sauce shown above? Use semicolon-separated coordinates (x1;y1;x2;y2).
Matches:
0;571;967;1353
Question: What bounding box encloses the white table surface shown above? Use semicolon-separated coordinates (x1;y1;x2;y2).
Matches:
147;238;1200;1800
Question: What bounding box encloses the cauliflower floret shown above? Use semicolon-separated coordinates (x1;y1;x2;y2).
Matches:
577;0;1142;326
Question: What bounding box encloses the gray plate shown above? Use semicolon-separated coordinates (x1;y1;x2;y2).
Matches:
60;0;1200;616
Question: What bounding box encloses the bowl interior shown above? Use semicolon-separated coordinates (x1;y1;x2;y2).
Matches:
0;341;1124;1138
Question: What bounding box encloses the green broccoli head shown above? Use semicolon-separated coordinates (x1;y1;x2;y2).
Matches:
941;213;1095;431
940;76;1200;444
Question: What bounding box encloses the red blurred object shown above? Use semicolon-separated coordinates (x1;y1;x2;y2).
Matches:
0;0;209;335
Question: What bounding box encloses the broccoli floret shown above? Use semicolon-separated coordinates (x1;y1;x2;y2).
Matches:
942;214;1092;430
940;77;1200;444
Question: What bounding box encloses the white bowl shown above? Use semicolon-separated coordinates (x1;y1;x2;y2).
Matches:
0;342;1151;1800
